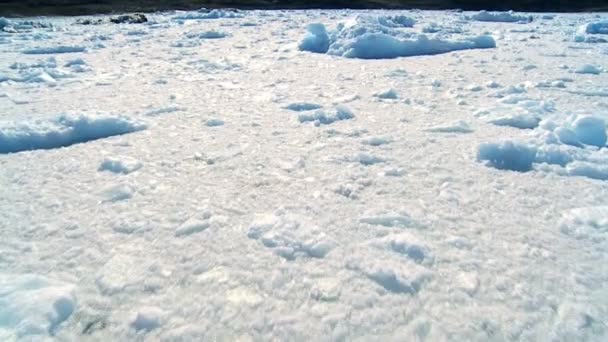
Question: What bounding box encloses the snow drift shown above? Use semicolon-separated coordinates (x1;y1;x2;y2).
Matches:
0;114;146;154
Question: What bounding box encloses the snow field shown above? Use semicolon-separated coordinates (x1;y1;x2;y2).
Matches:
0;8;607;341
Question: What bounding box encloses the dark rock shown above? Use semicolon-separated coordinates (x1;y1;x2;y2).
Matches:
109;13;148;24
76;18;104;25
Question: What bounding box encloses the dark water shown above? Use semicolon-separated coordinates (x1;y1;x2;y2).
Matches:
1;0;607;17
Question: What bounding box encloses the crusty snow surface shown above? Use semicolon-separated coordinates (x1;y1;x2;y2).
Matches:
1;9;608;341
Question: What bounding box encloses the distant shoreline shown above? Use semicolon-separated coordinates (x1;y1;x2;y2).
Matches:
1;0;607;17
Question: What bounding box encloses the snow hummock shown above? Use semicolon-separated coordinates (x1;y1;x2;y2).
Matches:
285;102;323;112
575;64;602;75
425;120;473;133
299;16;495;59
298;105;355;125
478;114;608;178
0;114;146;154
99;156;143;174
22;46;86;54
0;274;75;338
471;11;532;23
374;88;399;99
247;211;335;260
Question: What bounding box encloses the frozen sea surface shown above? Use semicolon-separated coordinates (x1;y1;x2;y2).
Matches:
1;9;607;341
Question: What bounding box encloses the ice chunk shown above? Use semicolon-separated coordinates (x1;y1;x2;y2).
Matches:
374;88;398;99
487;114;540;129
0;17;11;30
189;30;229;39
575;64;601;75
581;21;608;35
285;102;322;111
175;218;210;237
173;9;243;20
298;105;354;125
567;162;608;181
205;118;224;127
298;23;330;54
361;136;392;146
572;115;606;147
425;120;473;133
299;17;495;59
471;11;532;23
22;46;86;54
131;307;165;331
0;114;146;154
329;33;495;60
477;141;537;172
555;127;584;148
0;274;75;337
359;212;415;228
99;157;143;174
101;184;135;202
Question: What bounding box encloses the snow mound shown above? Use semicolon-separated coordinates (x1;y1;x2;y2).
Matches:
560;206;608;240
346;250;432;294
425;120;473;133
299;17;495;59
22;46;86;54
368;233;433;264
247;212;335;260
298;105;354;125
475;97;554;130
0;114;146;154
374;88;399;99
478;115;608;179
131;307;165;331
359;212;416;228
99;156;143;174
361;136;392;146
487;114;540;129
186;30;229;39
0;274;75;338
285;102;322;112
471;11;532;23
575;64;601;75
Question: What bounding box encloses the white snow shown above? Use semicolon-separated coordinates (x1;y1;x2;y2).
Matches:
2;8;608;341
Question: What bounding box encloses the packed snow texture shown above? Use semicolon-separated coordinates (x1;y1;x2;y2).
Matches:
1;8;608;342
